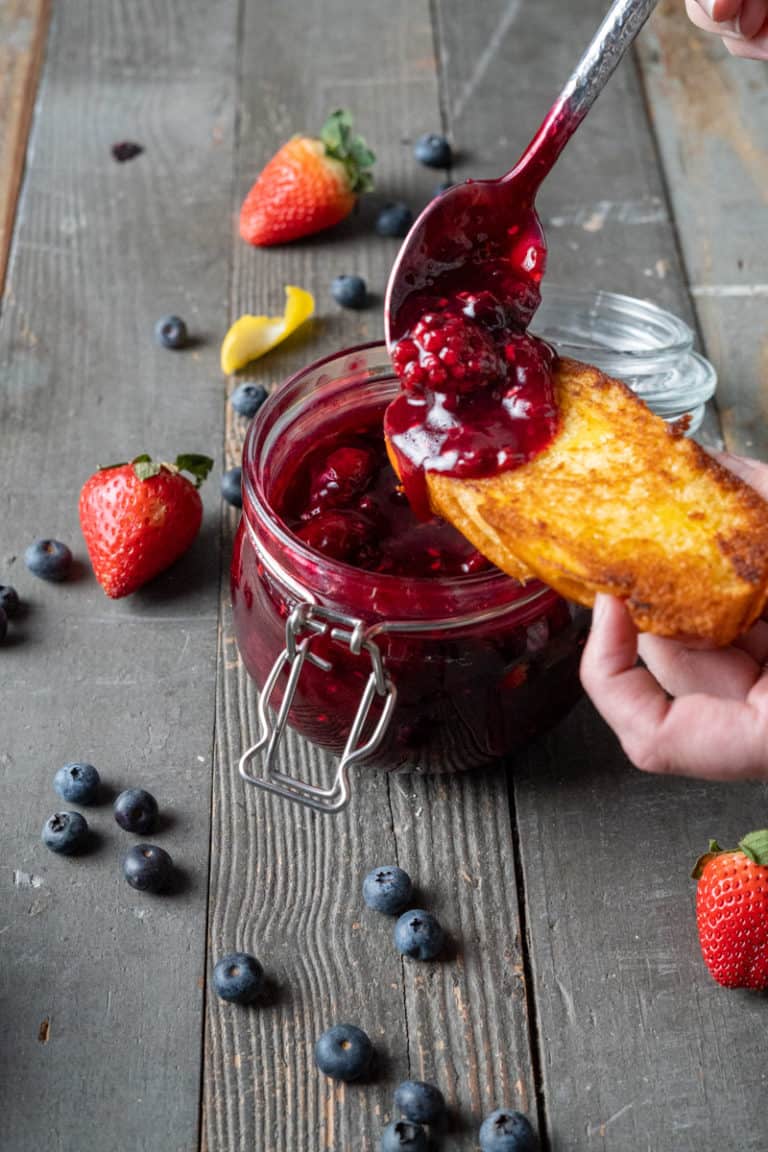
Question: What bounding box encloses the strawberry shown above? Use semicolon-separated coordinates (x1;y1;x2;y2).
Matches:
239;109;375;246
692;830;768;990
79;454;213;598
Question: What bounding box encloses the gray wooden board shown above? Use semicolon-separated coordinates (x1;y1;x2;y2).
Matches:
436;0;768;1147
637;0;768;458
202;0;537;1148
0;0;237;1147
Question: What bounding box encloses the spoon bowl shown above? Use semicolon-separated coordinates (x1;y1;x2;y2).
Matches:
384;0;660;348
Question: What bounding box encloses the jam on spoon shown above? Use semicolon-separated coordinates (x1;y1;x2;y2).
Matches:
384;0;660;517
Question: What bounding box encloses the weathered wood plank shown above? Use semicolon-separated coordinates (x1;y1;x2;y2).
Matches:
0;1;237;1148
637;1;768;458
436;1;768;1147
0;0;49;297
203;1;537;1148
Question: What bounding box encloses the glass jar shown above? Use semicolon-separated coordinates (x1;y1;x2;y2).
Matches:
232;344;588;813
533;287;717;434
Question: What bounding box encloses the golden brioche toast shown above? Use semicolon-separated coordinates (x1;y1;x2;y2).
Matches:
398;358;768;645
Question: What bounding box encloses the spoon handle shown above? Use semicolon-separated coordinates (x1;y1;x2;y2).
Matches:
507;0;660;188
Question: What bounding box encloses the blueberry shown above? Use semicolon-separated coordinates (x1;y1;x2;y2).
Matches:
212;952;265;1004
114;787;158;834
230;383;268;419
154;314;188;349
394;909;444;961
314;1023;373;1082
221;466;243;508
381;1120;428;1152
479;1109;538;1152
0;607;6;643
331;274;368;310
394;1080;446;1124
414;133;453;169
54;762;101;805
42;811;89;855
363;865;413;915
24;539;73;581
0;585;20;618
123;843;174;892
376;203;414;239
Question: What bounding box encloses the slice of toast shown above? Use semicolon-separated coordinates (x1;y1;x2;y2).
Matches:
401;357;768;645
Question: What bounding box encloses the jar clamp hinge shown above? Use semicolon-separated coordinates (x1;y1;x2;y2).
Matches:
238;604;397;813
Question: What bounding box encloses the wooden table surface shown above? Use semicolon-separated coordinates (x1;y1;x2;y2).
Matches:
1;2;767;1150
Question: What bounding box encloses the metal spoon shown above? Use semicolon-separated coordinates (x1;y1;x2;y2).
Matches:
384;0;660;348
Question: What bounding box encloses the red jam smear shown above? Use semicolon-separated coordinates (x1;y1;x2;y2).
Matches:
276;410;493;578
386;201;560;518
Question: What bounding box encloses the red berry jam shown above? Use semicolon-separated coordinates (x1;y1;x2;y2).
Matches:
232;347;587;776
386;194;560;518
277;413;492;578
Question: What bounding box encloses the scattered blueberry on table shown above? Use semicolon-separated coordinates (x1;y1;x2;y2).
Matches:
42;812;89;855
212;952;265;1004
381;1119;428;1151
230;383;268;419
479;1109;538;1152
363;865;413;915
54;762;101;805
154;314;188;350
0;607;7;643
114;787;159;834
24;539;73;581
414;132;452;169
375;202;414;238
123;843;174;893
394;1079;446;1125
331;274;368;310
111;141;144;163
221;466;243;508
0;585;21;618
314;1023;373;1082
394;909;445;960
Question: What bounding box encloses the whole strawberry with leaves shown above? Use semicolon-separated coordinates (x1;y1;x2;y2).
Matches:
693;830;768;990
240;109;375;246
79;454;213;598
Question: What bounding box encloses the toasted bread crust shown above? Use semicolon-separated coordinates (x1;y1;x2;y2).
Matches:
419;359;768;645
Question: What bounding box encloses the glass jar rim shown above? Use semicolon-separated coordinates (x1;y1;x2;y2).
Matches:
241;341;553;616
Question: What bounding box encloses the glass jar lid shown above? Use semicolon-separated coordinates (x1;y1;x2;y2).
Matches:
532;286;717;434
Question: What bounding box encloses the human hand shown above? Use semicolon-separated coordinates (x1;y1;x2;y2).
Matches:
580;453;768;780
685;0;768;59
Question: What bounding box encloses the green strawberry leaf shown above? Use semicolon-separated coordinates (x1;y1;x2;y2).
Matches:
320;108;375;196
738;830;768;868
133;458;163;481
174;453;214;488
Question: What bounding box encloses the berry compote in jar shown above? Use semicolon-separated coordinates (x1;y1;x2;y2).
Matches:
232;344;587;810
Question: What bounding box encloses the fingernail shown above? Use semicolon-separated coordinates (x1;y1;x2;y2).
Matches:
697;0;717;16
592;593;607;623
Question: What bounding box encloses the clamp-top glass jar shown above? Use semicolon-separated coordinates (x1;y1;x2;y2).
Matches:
232;343;587;813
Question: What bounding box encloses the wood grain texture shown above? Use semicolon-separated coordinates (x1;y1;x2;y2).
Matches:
202;1;537;1148
0;0;49;297
637;1;768;458
0;0;236;1147
436;1;768;1147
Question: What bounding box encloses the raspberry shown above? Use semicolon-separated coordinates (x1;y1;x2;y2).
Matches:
393;310;504;394
308;446;375;510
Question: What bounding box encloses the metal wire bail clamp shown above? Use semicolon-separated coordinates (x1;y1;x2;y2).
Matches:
238;603;397;814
